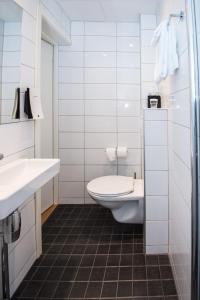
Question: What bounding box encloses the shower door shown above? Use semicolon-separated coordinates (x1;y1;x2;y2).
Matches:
188;0;200;299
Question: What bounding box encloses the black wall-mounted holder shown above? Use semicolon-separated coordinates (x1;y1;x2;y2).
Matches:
148;95;161;108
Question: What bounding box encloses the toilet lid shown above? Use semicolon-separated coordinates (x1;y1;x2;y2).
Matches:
87;176;134;197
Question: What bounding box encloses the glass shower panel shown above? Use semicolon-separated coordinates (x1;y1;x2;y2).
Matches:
190;0;200;299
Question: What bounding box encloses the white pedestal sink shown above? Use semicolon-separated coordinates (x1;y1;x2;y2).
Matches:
0;158;60;300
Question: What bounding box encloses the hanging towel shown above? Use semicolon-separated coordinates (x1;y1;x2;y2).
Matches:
24;88;33;119
151;19;179;84
12;88;20;119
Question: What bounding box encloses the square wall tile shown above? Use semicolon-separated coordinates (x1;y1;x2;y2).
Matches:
60;165;84;181
85;149;116;165
85;36;116;52
59;133;84;148
117;84;140;100
59;52;84;67
118;165;141;178
118;133;141;148
85;100;116;116
144;121;168;146
59;84;84;100
85;68;116;84
146;196;168;221
2;67;20;83
117;69;140;84
59;67;84;83
145;171;168;196
85;52;116;68
141;64;155;82
85;22;116;36
145;146;168;170
60;149;84;165
59;116;84;132
85;133;117;148
59;100;84;116
141;15;157;30
117;53;140;68
117;37;140;52
3;52;20;67
85;84;116;100
141;47;156;63
118;149;141;165
59;182;85;198
117;101;140;116
144;109;168;121
85;116;116;132
3;36;21;51
146;221;168;245
4;22;21;35
117;23;140;36
118;117;140;132
85;165;117;181
141;30;155;46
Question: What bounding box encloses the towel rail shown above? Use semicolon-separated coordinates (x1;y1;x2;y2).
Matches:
169;11;184;21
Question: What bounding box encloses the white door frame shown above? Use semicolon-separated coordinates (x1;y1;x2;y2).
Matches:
34;4;70;257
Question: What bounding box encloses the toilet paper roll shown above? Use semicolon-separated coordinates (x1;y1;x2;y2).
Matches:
117;146;128;158
106;147;116;162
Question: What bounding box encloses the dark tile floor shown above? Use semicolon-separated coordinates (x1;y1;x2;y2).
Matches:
12;205;177;300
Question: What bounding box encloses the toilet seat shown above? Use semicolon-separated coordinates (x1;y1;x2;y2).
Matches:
87;175;134;197
87;177;144;223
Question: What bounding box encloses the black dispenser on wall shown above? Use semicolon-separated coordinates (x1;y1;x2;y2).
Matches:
147;95;161;108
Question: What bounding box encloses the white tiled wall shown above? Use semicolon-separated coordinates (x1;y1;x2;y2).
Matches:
58;21;142;204
1;21;21;123
1;0;38;294
0;21;3;104
157;1;191;299
144;109;169;254
0;0;70;296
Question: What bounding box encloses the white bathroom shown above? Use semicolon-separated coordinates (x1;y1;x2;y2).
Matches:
0;0;198;299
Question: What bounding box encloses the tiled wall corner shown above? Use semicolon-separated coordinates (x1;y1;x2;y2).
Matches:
144;109;169;254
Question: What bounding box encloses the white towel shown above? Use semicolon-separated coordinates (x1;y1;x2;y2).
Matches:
151;19;179;84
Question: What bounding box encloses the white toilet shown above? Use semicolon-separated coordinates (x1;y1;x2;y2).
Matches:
87;175;144;224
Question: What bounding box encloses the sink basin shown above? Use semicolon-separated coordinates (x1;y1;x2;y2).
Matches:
0;159;60;220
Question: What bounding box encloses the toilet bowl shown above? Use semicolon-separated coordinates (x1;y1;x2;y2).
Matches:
87;176;144;224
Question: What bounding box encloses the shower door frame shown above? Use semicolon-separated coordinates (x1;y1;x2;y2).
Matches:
187;0;200;299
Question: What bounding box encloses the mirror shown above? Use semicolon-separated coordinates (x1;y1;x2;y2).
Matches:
0;0;22;124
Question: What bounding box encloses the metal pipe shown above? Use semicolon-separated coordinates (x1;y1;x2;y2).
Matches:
2;243;10;299
0;232;3;300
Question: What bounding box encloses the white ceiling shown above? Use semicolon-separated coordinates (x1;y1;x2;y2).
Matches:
58;0;161;22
